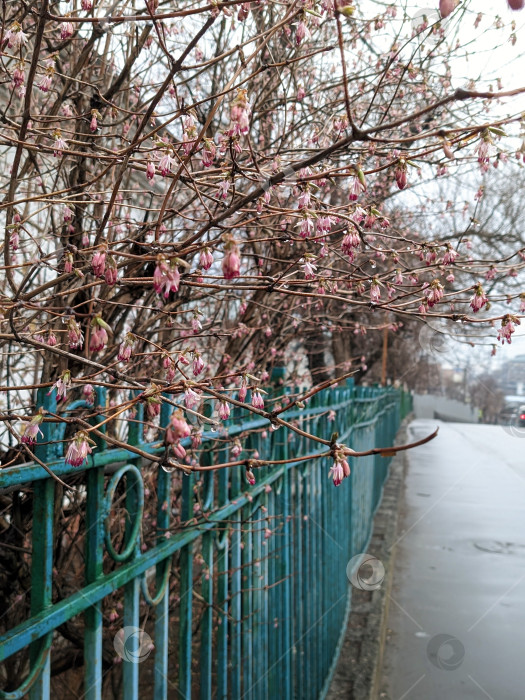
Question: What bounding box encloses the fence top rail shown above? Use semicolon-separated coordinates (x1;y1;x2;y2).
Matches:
0;385;401;488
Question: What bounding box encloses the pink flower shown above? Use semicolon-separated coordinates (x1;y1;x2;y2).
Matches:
328;450;350;486
21;412;44;445
245;468;256;486
158;152;174;177
65;431;93;467
146;160;155;181
61;21;74;40
12;64;25;89
82;0;93;9
217;179;231;200
470;284;487;312
173;442;187;459
238;2;250;20
424;279;444;308
164;357;176;382
92;249;106;277
83;384;95;405
199;248;214;270
394;161;407;189
348;175;365;202
68;318;84;349
298;189;311;209
353;207;366;225
370;280;381;303
222;248;241;280
231;439;242;458
295;20;310;45
104;257;118;286
89;327;108;353
218;401;230;420
63;252;73;273
439;0;458;18
89;316;111;353
230;89;251;135
298;216;315;239
193;354;205;376
118;334;134;362
53;131;67;157
476;133;493;172
49;370;72;402
166;411;191;443
497;315;520;345
442;246;457;265
201;139;216;167
146;397;161;420
393;270;403;285
6;23;28;50
184;387;201;409
238;382;247;402
302;259;317;280
38;74;53;93
153;257;180;298
364;212;376;229
251;390;264;410
297;86;306;101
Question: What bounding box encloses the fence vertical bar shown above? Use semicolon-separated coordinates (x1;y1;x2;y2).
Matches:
29;388;57;700
28;478;54;700
154;397;172;700
241;503;254;700
199;530;213;700
84;466;105;700
84;386;106;700
179;473;194;699
216;465;229;700
230;467;242;700
123;473;141;700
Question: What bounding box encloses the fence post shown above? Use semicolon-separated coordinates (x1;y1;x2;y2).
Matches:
27;389;59;700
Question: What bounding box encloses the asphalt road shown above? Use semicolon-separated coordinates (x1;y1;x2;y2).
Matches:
378;420;525;700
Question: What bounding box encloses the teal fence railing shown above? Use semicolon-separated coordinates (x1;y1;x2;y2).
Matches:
0;377;411;700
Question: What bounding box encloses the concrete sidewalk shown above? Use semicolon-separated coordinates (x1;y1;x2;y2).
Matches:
378;420;525;700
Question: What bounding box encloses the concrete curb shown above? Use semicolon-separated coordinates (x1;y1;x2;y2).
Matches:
325;417;411;700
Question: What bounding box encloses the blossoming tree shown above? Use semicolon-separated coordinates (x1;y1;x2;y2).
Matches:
2;0;525;693
2;0;524;480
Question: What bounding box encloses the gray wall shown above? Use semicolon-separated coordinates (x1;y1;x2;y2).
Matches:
413;394;478;423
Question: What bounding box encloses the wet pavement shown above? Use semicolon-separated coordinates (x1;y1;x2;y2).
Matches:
378;420;525;700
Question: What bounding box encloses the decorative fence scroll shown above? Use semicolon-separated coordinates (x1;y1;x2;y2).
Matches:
0;376;411;700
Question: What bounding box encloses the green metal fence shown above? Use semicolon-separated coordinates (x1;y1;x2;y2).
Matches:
0;376;411;699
